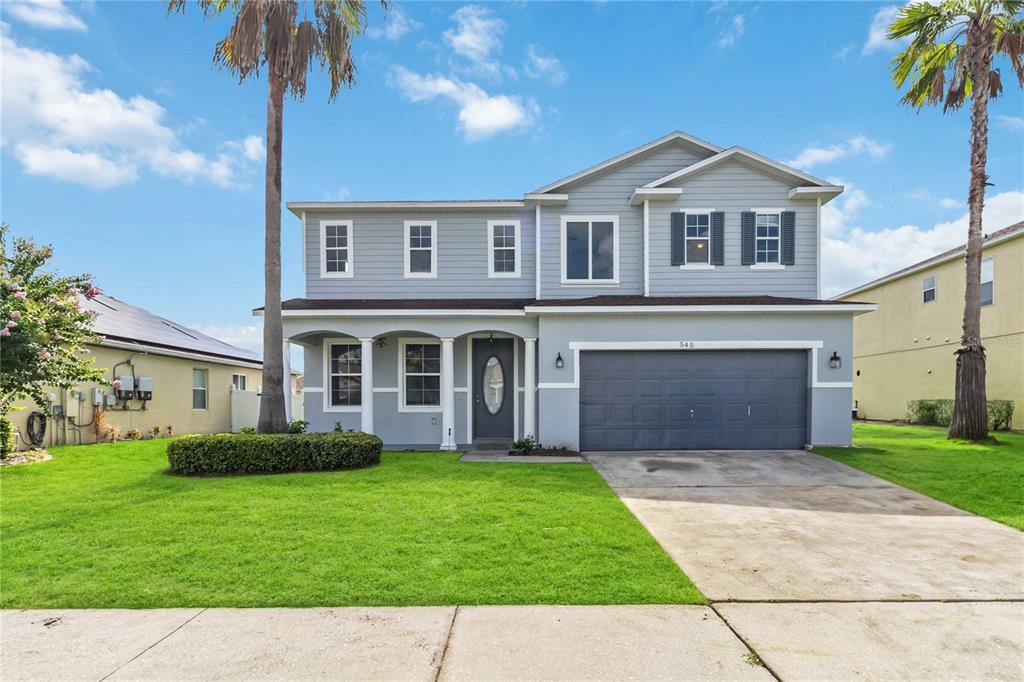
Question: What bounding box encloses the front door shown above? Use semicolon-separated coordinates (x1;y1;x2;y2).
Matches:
473;338;514;439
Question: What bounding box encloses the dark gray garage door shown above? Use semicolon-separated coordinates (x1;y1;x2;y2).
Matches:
579;350;807;451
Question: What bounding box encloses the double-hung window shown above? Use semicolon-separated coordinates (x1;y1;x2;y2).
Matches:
685;213;711;265
404;221;437;278
401;340;441;410
192;369;208;410
488;220;520;277
562;215;618;284
232;373;247;391
320;220;353;278
755;213;781;264
922;276;936;303
981;257;994;306
327;342;362;408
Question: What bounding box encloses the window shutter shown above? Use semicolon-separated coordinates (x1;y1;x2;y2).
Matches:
671;212;686;266
710;212;725;266
781;211;796;265
740;212;755;265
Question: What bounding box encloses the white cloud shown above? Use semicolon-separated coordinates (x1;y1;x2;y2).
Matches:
996;115;1024;130
833;45;853;61
1;32;261;189
863;4;910;55
938;197;961;209
444;5;503;64
718;14;746;48
390;66;536;141
787;135;891;170
241;135;265;161
524;44;566;86
4;0;86;32
191;323;263;352
823;189;1024;297
367;6;421;41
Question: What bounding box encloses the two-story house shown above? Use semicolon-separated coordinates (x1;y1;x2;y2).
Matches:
268;131;873;451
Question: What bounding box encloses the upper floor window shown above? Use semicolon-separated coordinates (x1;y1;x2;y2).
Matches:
488;220;520;278
192;368;208;410
922;276;936;303
320;220;353;278
232;373;247;391
561;215;619;284
686;213;711;265
755;213;781;264
981;257;994;306
401;340;441;410
328;342;362;408
404;221;437;278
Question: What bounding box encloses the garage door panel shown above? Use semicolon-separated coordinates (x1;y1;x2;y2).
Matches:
579;350;808;451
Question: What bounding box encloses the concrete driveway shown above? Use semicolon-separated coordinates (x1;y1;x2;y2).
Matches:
588;449;1024;680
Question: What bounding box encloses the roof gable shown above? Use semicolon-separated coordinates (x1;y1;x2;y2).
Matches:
531;130;722;194
643;146;837;190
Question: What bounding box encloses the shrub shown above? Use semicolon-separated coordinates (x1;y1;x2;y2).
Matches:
126;427;141;440
238;426;256;434
906;399;1014;431
333;422;355;433
287;419;309;434
167;431;382;475
0;416;15;458
511;435;537;453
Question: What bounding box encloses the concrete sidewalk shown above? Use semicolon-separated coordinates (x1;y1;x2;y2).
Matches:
1;606;769;682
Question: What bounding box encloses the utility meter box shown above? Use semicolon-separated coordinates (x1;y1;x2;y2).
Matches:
115;375;135;401
92;387;103;406
104;393;116;408
135;377;153;400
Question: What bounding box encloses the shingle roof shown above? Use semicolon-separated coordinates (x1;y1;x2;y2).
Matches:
527;295;866;307
86;294;261;364
835;220;1024;299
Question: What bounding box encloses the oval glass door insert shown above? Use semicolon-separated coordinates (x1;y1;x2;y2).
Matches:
483;356;505;414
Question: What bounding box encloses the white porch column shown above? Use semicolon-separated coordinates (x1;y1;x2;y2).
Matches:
440;338;456;450
359;338;374;434
524;338;537;439
282;338;292;421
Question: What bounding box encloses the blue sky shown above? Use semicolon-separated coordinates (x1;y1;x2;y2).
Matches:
2;0;1022;362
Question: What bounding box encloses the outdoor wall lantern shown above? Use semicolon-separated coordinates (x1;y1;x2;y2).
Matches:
555;352;565;369
376;337;388;349
829;351;841;369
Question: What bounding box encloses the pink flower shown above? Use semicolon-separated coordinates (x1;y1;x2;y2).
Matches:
0;327;9;337
84;284;101;300
39;350;51;360
15;291;27;300
112;379;122;388
10;310;21;320
6;320;17;329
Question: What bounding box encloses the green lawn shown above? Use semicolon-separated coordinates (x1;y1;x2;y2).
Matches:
815;423;1024;531
0;440;701;608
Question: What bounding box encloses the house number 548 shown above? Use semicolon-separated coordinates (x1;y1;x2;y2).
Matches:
679;341;695;349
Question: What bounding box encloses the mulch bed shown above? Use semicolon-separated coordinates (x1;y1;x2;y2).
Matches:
510;447;582;457
0;449;52;467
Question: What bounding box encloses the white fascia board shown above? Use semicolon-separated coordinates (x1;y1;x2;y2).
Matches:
286;200;525;217
643;147;836;191
272;309;528;318
789;186;844;203
530;131;723;194
834;228;1024;299
523;193;568;205
524;304;878;315
568;340;825;351
629;187;683;206
98;339;264;369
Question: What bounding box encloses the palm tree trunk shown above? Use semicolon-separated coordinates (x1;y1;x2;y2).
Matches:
257;69;288;434
948;21;992;441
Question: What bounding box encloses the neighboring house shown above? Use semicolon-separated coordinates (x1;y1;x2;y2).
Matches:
836;221;1023;423
271;131;873;451
11;294;302;449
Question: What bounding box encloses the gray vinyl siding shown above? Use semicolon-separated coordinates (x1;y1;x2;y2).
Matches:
649;159;818;297
303;209;535;299
539;143;708;299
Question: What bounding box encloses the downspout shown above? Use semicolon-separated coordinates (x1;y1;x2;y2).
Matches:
643;199;650;297
300;210;307;274
534;203;542;300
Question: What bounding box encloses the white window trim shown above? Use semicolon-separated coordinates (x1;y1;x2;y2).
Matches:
323;337;362;413
753;211;783;267
923;276;936;303
560;214;620;285
231;373;247;391
320;220;354;279
404;220;438;279
192;368;208;411
681;210;713;268
398;337;442;413
981;256;995;306
487;220;521;278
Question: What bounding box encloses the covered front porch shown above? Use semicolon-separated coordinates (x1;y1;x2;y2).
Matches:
283;312;539;450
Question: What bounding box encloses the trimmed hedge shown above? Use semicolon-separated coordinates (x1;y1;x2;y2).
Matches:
167;432;382;475
906;399;1015;431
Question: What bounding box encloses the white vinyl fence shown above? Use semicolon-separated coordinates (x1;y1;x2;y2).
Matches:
230;389;304;432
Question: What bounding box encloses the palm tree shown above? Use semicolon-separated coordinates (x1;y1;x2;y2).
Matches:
168;0;387;432
888;0;1023;440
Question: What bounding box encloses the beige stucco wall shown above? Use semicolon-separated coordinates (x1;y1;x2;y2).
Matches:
840;235;1023;423
9;344;301;449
